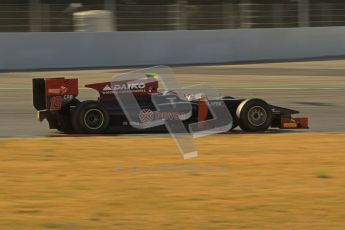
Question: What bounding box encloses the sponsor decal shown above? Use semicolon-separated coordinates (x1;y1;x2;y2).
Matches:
48;86;68;95
138;109;187;122
102;85;113;95
103;85;112;91
49;96;62;111
114;83;145;90
138;109;155;122
103;83;147;94
63;95;74;100
208;101;222;107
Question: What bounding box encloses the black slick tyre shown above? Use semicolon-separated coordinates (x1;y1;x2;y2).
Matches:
72;101;109;134
236;99;272;132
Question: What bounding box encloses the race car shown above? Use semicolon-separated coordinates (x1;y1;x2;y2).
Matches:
32;74;308;134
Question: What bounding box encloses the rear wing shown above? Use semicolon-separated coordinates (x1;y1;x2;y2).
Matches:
32;78;78;111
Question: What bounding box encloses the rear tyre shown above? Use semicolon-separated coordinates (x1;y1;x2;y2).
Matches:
57;99;80;133
72;101;109;134
236;99;272;132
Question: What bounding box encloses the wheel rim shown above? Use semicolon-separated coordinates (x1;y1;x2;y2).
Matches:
84;109;104;130
247;106;267;127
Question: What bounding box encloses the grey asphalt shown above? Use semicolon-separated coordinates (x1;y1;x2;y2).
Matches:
0;59;344;137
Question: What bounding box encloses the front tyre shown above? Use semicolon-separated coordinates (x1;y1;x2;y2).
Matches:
72;101;109;134
236;99;272;132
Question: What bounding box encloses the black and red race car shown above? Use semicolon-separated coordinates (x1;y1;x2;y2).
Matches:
32;74;308;134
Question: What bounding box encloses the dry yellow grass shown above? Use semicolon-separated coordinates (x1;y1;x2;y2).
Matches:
0;133;345;229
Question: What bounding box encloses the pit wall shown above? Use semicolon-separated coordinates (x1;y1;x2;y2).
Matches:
0;26;345;70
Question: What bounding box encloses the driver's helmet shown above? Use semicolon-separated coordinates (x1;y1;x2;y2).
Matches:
145;73;158;78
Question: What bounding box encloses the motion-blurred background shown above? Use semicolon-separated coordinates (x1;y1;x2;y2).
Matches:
1;0;345;32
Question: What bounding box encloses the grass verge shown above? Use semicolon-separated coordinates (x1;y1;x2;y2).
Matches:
0;133;344;229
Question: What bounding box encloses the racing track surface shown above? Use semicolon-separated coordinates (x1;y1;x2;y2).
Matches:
0;59;345;137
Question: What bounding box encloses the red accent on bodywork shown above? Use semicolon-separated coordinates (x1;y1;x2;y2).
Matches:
45;78;78;96
198;99;208;129
280;117;309;129
44;78;78;111
49;96;63;111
